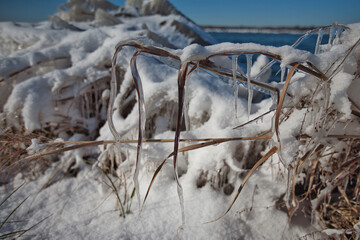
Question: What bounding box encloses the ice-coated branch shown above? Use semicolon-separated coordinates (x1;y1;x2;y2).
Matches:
130;50;146;210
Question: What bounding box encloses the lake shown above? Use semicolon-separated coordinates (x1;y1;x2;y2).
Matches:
207;31;329;83
208;31;330;52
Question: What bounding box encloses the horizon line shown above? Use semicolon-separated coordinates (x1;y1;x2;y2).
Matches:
200;25;324;30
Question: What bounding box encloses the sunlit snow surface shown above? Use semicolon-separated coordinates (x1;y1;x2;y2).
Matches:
1;10;360;240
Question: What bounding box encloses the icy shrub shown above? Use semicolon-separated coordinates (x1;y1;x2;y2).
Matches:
1;3;359;237
57;4;94;22
94;9;122;26
56;0;119;22
141;0;182;16
0;2;213;194
125;0;142;11
50;15;83;31
101;23;360;236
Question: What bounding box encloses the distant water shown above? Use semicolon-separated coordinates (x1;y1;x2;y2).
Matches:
208;31;329;53
207;31;329;83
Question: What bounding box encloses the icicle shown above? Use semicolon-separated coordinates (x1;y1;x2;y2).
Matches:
334;27;341;44
285;168;294;210
315;29;323;54
84;94;90;119
177;180;185;227
108;49;122;142
323;200;327;216
182;83;190;187
182;70;191;139
280;67;285;83
246;54;253;119
184;91;191;138
232;56;239;119
130;52;146;212
107;45;125;201
173;63;189;228
133;91;146;211
95;87;99;120
81;94;86;118
328;26;336;47
240;79;275;97
270;91;278;104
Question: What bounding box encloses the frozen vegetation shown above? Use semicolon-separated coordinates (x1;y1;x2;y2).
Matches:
0;0;360;239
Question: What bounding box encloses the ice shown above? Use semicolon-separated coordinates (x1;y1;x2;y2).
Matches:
322;229;347;238
183;85;191;136
174;63;189;227
183;63;196;136
280;67;286;83
182;84;191;143
108;58;122;142
284;168;295;213
328;26;336;47
130;52;146;211
95;88;99;120
333;26;346;43
252;60;275;81
292;31;312;49
177;179;185;228
232;55;239;119
315;29;324;54
246;54;253;118
106;66;124;171
84;94;90;119
26;138;45;154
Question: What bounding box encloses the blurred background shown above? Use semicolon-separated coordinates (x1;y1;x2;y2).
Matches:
1;0;360;27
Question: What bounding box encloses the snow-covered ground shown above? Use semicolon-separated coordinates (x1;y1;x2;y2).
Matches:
1;1;360;239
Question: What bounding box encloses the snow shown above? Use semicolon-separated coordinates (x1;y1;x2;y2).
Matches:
4;76;55;131
1;1;360;239
330;71;353;118
1;154;318;239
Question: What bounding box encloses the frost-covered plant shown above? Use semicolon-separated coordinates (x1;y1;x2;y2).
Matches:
125;0;142;10
56;0;119;22
0;2;212;185
2;18;360;238
125;0;183;17
104;23;360;235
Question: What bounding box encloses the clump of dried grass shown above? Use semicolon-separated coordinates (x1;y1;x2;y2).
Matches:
309;141;360;239
0;124;55;185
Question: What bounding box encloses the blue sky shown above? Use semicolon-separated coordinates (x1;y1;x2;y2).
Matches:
0;0;359;27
